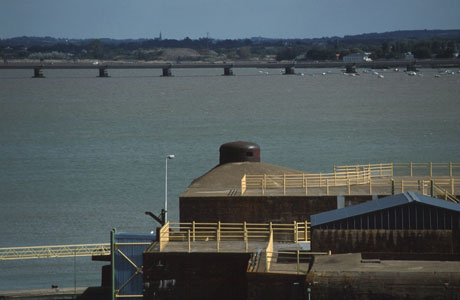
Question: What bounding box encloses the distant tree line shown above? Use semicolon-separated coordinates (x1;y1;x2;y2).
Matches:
1;30;459;62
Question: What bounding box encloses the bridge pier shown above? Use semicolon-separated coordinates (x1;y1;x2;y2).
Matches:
284;66;295;75
406;64;417;72
345;65;357;74
223;66;233;76
162;66;172;77
98;66;109;77
33;67;44;78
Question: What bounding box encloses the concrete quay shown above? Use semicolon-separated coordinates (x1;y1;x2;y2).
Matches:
0;287;85;300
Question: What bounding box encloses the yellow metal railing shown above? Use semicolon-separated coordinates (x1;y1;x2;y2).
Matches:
243;176;459;201
334;163;394;177
242;169;371;195
158;221;311;253
241;162;460;197
335;162;460;177
0;243;110;260
433;183;459;203
265;231;274;271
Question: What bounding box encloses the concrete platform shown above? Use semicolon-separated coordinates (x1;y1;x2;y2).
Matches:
304;253;460;299
147;240;308;254
0;287;85;299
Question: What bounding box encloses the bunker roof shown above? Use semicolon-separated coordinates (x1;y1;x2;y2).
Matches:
180;161;304;198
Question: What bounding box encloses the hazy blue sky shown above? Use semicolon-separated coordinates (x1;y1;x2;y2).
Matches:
1;0;460;39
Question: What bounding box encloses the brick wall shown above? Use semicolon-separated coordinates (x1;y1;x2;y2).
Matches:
180;195;373;223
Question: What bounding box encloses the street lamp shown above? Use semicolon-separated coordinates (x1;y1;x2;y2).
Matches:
165;154;175;223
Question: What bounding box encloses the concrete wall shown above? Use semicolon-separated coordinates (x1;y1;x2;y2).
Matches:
311;229;460;254
180;195;373;223
143;252;250;300
307;270;460;300
246;273;306;300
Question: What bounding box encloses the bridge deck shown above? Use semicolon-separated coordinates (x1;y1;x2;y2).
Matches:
0;59;459;70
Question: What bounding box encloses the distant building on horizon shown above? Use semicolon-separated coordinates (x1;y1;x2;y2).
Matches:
155;31;162;41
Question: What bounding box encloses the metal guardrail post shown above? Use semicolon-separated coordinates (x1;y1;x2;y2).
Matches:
293;221;298;243
305;178;308;196
111;229;115;300
430;162;433;177
283;174;286;195
188;230;191;253
244;221;248;252
216;221;221;252
430;180;434;197
410;162;413;176
304;221;308;241
263;174;266;196
391;179;395;195
450;162;453;177
296;250;300;275
192;221;195;242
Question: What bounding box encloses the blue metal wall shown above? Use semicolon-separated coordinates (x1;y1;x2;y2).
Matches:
114;232;156;299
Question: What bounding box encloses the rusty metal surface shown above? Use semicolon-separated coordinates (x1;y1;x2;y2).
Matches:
219;141;260;165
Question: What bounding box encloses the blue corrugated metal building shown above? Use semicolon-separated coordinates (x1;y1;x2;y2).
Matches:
311;192;460;230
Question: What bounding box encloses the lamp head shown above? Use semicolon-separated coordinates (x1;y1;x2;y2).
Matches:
167;154;175;159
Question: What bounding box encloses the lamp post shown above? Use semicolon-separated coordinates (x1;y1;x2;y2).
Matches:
165;154;175;223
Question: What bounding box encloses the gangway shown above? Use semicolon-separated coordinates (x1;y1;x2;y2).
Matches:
0;243;110;260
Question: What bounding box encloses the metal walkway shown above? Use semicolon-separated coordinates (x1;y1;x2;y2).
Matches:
0;243;110;260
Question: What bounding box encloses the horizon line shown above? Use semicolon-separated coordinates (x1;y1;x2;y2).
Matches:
2;28;460;41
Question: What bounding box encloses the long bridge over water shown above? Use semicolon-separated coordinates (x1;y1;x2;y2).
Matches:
1;59;459;77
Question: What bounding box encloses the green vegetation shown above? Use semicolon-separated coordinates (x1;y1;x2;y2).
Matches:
1;30;459;62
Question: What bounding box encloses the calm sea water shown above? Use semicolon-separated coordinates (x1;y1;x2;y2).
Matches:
1;67;460;290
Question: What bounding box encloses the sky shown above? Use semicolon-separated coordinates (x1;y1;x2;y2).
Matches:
1;0;460;40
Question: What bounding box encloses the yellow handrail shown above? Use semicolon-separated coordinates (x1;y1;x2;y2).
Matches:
158;221;311;253
241;162;459;196
335;162;460;177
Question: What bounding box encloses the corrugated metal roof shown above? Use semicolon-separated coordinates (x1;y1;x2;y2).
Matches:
311;192;460;227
